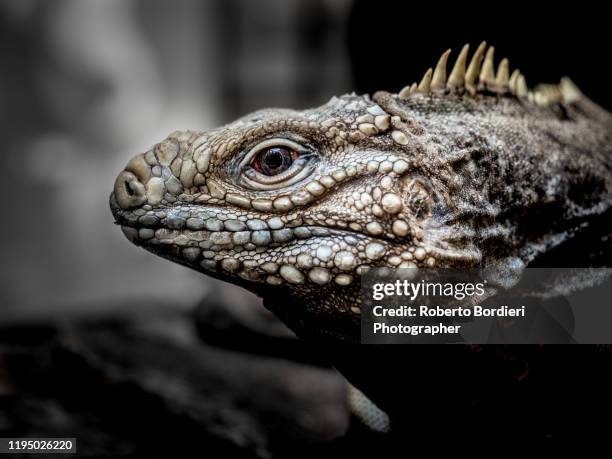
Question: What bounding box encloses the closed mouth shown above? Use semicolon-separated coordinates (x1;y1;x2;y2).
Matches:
110;192;397;247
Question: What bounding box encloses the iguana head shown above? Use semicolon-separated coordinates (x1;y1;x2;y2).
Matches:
110;42;606;341
109;94;446;309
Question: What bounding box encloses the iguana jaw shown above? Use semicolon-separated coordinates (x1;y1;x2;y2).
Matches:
110;189;418;292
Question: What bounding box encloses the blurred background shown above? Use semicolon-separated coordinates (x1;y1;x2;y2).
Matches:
0;0;351;316
0;0;610;455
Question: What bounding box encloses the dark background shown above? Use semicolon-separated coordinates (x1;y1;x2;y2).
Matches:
0;0;610;455
349;1;611;111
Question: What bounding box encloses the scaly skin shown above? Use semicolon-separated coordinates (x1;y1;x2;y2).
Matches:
110;45;612;420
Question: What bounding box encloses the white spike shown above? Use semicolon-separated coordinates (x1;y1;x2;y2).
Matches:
516;74;528;98
398;85;412;99
431;49;451;92
479;46;496;90
447;44;469;91
537;84;563;104
494;58;510;93
465;41;486;95
509;69;520;94
559;77;582;103
417;68;433;93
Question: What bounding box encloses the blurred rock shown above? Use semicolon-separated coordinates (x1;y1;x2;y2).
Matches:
193;290;331;367
0;304;352;458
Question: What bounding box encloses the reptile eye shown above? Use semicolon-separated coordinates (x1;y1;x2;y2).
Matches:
239;138;316;191
251;146;299;176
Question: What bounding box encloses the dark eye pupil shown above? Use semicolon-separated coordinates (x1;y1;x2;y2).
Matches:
257;147;294;175
264;148;285;169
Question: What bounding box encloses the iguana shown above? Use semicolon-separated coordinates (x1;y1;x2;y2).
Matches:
110;42;612;432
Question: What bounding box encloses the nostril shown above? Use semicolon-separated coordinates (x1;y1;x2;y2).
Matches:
125;180;136;196
114;170;147;210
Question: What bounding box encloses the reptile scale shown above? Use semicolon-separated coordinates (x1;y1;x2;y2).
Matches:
110;42;612;429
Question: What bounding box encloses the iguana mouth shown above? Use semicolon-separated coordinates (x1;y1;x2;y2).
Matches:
116;220;396;287
110;189;425;287
110;190;483;279
119;224;388;252
110;193;403;247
